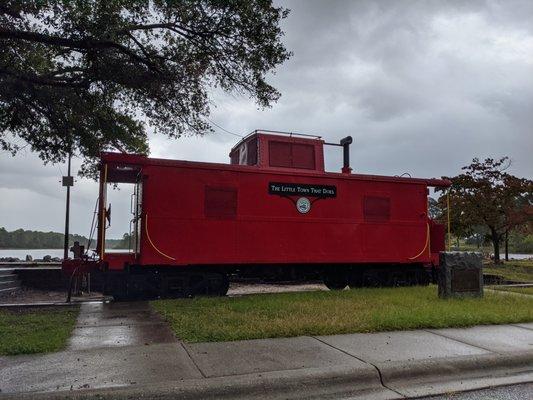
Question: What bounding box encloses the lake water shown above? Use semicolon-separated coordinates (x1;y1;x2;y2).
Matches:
0;248;129;260
0;249;532;261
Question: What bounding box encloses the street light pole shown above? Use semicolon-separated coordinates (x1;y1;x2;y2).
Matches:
63;152;73;260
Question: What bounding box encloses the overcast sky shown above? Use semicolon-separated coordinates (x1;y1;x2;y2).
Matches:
1;0;532;239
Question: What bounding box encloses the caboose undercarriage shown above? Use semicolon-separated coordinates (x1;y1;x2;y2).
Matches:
101;262;433;300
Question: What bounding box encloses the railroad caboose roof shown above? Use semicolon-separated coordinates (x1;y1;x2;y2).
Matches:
100;151;450;188
101;129;450;187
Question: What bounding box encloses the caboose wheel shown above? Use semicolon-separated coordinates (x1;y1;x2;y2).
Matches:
204;273;230;296
347;270;363;288
215;273;230;296
323;269;348;290
185;272;230;297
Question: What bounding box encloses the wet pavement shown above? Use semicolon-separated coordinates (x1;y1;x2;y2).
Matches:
316;330;489;363
184;336;368;378
0;301;201;393
68;301;176;350
0;342;202;393
0;300;532;398
426;324;533;354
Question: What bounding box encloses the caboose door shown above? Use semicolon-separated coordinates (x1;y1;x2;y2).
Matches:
131;178;143;255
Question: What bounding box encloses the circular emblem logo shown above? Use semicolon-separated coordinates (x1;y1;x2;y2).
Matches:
296;197;311;214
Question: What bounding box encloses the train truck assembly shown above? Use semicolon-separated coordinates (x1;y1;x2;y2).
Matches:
62;130;450;299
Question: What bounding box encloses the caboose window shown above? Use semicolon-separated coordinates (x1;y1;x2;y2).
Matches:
205;187;238;218
269;141;316;169
230;151;239;165
363;196;390;221
292;143;316;169
247;138;258;165
269;141;292;167
230;138;257;166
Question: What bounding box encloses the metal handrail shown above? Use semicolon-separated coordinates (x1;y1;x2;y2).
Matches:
229;129;324;155
252;129;322;139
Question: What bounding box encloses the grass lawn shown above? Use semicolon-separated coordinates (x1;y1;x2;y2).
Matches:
152;285;533;343
0;306;79;356
484;259;533;283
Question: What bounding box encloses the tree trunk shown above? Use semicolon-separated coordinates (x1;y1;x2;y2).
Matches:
505;231;509;262
490;227;501;264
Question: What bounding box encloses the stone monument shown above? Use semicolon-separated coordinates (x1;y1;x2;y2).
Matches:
438;252;483;298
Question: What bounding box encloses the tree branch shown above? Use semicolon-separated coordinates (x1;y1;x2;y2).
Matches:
0;5;22;19
0;28;161;74
0;67;90;88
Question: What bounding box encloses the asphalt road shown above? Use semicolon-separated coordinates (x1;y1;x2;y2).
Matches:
417;383;533;399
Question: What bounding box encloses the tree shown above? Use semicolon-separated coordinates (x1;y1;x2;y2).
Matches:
428;197;442;220
437;157;533;263
464;225;489;250
508;229;533;254
115;232;132;249
0;1;291;176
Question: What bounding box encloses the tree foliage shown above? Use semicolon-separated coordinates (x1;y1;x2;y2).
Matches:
436;157;533;263
0;0;291;176
508;231;533;254
0;226;86;249
0;226;131;250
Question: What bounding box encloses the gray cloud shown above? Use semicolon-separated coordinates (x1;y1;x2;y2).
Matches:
1;0;532;237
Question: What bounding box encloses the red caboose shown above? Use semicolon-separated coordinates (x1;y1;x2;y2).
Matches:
63;130;450;298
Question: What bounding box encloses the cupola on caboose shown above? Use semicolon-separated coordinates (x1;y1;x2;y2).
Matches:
63;130;450;299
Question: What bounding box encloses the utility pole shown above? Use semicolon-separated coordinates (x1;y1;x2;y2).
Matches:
63;152;73;260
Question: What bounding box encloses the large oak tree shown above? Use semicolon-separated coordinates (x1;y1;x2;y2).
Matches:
437;157;533;263
0;0;291;176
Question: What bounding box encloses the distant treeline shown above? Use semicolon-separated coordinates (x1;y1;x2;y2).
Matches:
463;230;533;254
0;227;130;249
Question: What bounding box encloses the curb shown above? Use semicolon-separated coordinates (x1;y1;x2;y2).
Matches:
0;302;77;308
0;365;394;400
0;299;111;308
1;352;532;399
378;351;533;398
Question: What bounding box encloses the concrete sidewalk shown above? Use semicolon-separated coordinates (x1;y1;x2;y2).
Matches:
0;302;532;399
